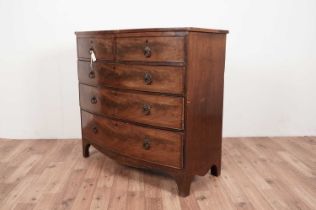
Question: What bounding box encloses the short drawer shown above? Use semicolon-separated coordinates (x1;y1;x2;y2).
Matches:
77;37;113;60
81;110;183;168
116;36;185;62
79;84;184;129
78;61;184;94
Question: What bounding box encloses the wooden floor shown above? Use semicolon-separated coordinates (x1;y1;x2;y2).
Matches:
0;137;315;210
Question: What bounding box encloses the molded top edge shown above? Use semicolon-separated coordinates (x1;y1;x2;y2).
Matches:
75;27;229;35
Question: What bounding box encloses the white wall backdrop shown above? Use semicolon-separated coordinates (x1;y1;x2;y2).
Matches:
0;0;315;139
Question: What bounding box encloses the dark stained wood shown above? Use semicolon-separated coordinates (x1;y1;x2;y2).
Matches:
116;37;184;62
82;138;90;158
79;84;184;129
76;27;228;196
185;32;227;177
175;174;193;197
81;111;183;168
75;27;229;35
78;61;184;94
76;31;187;39
77;37;113;60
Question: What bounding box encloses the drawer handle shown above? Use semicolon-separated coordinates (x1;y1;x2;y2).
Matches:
144;73;152;85
142;104;151;115
88;71;95;79
143;46;152;58
90;96;97;104
92;126;98;134
143;137;151;150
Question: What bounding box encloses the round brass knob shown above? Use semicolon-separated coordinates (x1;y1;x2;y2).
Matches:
90;96;97;104
144;73;152;85
143;46;151;58
89;71;95;79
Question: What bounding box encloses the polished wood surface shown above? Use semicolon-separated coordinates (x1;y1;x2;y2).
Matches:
185;32;227;176
79;84;184;129
76;28;228;196
75;27;229;35
77;37;113;60
0;137;315;210
81;111;183;169
116;37;185;62
78;61;184;94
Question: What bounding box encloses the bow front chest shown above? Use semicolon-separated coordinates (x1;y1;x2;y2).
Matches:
75;27;228;196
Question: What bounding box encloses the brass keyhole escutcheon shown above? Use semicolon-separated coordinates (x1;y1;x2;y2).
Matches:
143;137;151;150
92;126;98;134
142;104;151;115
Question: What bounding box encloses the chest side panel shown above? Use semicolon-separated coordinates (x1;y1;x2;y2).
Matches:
185;32;227;175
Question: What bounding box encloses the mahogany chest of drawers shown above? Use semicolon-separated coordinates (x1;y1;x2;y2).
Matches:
75;27;228;196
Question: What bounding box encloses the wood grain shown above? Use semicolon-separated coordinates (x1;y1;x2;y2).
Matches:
78;61;184;94
81;111;183;169
77;37;113;60
0;137;315;210
79;84;184;129
75;27;229;36
116;37;185;62
76;28;228;196
185;32;227;176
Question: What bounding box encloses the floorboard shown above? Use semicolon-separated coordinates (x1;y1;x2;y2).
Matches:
0;137;315;210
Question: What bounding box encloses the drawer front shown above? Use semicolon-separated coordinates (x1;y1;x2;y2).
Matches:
79;84;183;129
116;36;185;62
81;111;183;168
77;37;113;60
78;61;184;94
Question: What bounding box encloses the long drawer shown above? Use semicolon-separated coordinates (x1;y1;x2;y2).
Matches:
81;110;183;168
78;61;184;94
116;36;185;62
79;84;184;129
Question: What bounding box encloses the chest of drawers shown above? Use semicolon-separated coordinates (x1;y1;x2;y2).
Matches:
75;27;228;196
